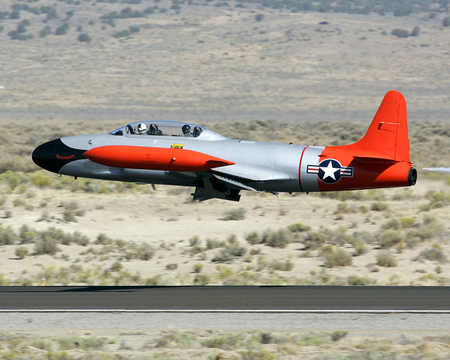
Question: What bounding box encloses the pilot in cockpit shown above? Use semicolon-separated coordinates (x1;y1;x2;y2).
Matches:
148;124;162;135
137;123;147;135
193;126;202;137
182;124;193;137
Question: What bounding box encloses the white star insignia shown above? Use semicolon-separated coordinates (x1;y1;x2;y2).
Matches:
320;161;339;181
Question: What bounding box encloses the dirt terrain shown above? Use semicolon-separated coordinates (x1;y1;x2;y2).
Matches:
0;172;449;287
4;328;450;360
1;0;450;123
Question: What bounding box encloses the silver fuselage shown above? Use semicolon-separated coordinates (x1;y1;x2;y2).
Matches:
57;131;324;193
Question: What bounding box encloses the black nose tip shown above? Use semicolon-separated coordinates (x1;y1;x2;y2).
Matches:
32;138;87;173
32;139;59;173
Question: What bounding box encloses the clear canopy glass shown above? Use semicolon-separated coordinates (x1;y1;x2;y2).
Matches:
110;121;205;138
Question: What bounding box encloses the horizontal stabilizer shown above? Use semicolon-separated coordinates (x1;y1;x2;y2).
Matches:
352;155;397;163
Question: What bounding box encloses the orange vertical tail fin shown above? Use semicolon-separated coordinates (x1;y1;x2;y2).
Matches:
330;90;410;162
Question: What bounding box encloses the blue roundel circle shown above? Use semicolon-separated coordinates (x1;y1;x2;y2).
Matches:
318;159;343;184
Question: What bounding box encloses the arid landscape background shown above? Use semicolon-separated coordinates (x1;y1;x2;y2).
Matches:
1;0;450;358
1;0;450;123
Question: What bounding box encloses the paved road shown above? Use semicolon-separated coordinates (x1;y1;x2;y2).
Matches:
0;286;448;311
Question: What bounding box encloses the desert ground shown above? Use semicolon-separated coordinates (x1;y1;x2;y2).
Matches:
1;169;449;287
2;328;450;359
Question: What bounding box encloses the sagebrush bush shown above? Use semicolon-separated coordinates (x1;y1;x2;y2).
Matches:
347;275;376;285
220;207;246;221
376;251;397;267
124;242;156;261
145;276;161;286
211;238;246;263
350;231;375;245
193;263;203;273
303;231;327;250
78;33;92;42
427;191;450;209
189;236;200;246
34;237;59;255
381;219;401;230
95;234;113;245
110;261;123;272
188;245;205;256
0;226;18;245
444;16;450;27
288;223;311;232
30;171;53;188
269;259;294;271
18;225;37;244
13;198;25;207
201;334;241;350
378;229;404;249
323;248;352;268
63;210;77;222
58;336;106;351
417;247;447;264
406;222;443;243
135;243;155;261
166;263;178;270
193;274;210;285
245;232;261;245
334;202;357;215
330;331;348;342
73;232;90;246
0;171;27;189
260;332;272;344
371;202;389;211
400;217;416;228
262;229;292;248
37;227;88;246
391;28;409;38
15;246;28;259
410;26;420;37
353;240;368;256
206;238;225;250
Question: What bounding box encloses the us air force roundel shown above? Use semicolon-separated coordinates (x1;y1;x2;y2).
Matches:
307;159;353;184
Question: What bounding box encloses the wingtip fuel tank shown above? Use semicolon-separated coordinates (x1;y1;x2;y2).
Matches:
84;145;235;172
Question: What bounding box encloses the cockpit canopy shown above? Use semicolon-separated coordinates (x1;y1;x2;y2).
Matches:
109;121;227;140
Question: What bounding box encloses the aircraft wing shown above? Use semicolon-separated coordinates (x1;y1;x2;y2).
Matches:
212;174;258;192
191;166;293;202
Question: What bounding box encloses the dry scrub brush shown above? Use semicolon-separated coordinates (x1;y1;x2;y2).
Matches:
0;328;450;359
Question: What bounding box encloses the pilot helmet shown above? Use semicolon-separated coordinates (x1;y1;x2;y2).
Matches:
138;123;147;133
193;126;202;137
182;124;191;134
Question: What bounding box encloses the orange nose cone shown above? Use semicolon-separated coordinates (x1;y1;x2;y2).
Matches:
84;146;234;171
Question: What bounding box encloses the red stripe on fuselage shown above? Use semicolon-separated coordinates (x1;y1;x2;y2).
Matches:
298;146;308;192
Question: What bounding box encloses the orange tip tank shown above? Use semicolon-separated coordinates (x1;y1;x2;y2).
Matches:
84;145;235;172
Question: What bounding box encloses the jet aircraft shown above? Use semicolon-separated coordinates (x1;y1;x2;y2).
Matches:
32;90;417;202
